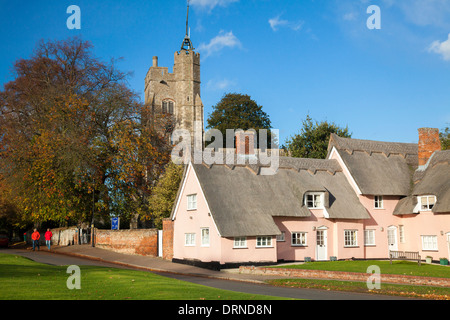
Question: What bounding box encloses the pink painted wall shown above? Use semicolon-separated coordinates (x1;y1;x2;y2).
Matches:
398;211;450;261
220;236;277;265
173;164;277;265
274;212;366;261
359;195;403;259
172;164;222;263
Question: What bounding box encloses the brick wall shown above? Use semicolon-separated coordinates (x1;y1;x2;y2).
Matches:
95;229;158;256
162;218;174;260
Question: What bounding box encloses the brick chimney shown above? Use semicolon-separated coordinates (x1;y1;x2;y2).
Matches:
235;130;256;156
418;128;441;166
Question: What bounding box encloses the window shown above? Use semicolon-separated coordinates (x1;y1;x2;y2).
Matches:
233;237;247;248
374;196;383;209
305;192;323;208
364;229;375;246
201;228;210;247
162;100;174;114
291;232;307;246
256;236;272;248
187;194;197;210
420;195;436;211
421;235;438;251
399;225;405;243
276;231;285;242
185;233;195;246
344;230;358;247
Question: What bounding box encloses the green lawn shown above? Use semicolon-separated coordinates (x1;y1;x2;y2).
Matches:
0;253;286;300
267;278;450;300
274;260;450;278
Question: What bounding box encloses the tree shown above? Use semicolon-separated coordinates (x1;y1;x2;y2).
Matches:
0;37;172;226
285;115;351;159
206;93;272;148
440;126;449;150
145;162;184;229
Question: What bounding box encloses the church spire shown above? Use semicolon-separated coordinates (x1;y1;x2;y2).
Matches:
181;0;194;51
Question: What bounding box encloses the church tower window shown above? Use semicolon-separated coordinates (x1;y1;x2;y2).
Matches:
162;100;174;114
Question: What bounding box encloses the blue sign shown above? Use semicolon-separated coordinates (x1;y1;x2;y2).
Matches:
111;217;119;230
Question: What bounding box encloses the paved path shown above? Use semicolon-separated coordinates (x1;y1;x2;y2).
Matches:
1;244;413;300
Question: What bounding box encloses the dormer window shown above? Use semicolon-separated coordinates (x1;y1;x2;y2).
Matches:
419;195;436;211
305;192;323;209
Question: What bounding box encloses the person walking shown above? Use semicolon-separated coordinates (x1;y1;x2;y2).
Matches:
45;228;53;251
31;229;40;251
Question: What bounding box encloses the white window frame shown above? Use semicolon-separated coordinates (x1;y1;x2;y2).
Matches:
399;225;405;243
276;231;285;242
201;228;210;247
291;232;307;246
419;195;436;211
233;237;247;248
305;192;323;209
344;230;358;247
364;229;376;246
421;235;438;251
187;194;197;211
256;236;273;248
185;233;196;246
374;195;384;209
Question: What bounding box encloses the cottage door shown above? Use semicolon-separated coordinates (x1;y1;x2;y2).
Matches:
447;233;450;260
316;229;327;261
387;226;398;252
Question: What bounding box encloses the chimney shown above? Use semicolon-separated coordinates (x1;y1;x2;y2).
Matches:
418;128;441;166
152;56;158;67
235;130;256;156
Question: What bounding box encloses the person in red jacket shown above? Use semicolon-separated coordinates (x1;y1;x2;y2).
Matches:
31;229;40;251
45;229;53;251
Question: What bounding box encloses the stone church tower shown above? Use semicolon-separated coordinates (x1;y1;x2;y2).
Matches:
144;3;203;148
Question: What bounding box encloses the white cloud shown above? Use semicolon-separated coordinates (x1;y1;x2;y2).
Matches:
343;12;357;21
429;34;450;61
382;0;450;29
269;15;289;31
197;30;242;57
190;0;238;10
268;14;304;32
207;78;236;91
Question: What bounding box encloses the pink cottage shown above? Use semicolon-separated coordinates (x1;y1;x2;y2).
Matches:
168;128;449;269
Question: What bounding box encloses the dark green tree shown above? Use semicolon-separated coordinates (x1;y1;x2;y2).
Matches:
206;93;272;148
285;114;351;159
440;126;449;150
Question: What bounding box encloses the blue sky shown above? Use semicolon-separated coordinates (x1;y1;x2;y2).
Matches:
1;0;450;144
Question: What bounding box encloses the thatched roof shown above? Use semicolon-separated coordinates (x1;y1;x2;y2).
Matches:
328;134;417;196
182;156;369;238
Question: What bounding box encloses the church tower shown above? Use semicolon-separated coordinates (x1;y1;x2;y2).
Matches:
144;1;203;149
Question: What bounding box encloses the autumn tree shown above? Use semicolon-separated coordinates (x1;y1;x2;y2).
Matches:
145;161;184;229
0;37;172;227
285;115;351;159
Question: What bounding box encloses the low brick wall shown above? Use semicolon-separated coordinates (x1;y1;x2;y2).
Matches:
239;266;450;287
95;229;158;256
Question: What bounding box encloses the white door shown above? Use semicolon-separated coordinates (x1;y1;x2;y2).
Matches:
387;226;398;252
316;229;327;261
447;233;450;260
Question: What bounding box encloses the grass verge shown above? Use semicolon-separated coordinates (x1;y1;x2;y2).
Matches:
266;278;449;300
0;253;288;300
273;260;450;278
